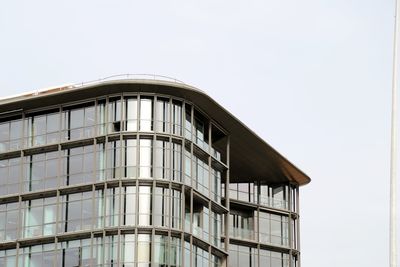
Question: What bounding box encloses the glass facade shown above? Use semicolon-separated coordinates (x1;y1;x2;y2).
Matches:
0;90;302;266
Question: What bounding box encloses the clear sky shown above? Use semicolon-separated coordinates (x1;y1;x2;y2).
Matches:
0;1;396;266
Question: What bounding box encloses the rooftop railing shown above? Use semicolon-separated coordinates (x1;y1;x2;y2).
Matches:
72;74;185;88
0;74;185;102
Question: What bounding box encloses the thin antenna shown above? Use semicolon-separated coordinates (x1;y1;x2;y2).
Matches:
390;0;399;266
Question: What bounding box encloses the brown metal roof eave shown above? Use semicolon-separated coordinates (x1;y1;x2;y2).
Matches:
0;79;311;186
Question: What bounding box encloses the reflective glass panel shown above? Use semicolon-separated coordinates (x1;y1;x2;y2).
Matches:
140;97;153;131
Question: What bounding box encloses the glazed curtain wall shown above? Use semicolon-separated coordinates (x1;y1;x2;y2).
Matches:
0;96;221;158
0;137;222;207
0;234;222;267
0;185;184;241
0;95;224;206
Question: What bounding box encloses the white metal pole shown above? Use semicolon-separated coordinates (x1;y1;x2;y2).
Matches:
391;0;399;266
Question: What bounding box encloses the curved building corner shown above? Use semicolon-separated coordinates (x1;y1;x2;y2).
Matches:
0;75;310;267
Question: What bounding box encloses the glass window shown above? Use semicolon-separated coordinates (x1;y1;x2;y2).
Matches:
94;190;104;229
109;97;122;133
153;187;169;227
121;234;136;266
85;106;95;128
137;234;151;267
195;118;204;146
259;211;271;244
259;184;289;210
211;168;221;203
192;203;210;241
184;105;192;140
154;235;167;266
193;114;209;152
97;99;106;135
271;214;289;246
139;139;152;178
172;100;182;136
31;115;46;146
211;254;221;267
193;245;209;267
23;151;58;192
105;187;121;227
122;186;136;226
154;139;170;179
238;183;250;202
106;140;122;179
194;156;209;197
171;189;182;229
138;186;152;225
170;236;182;267
125;97;138;131
19;243;55;267
140;97;153;132
184;241;190;267
0;121;10;152
184;149;191;186
230;210;254;240
211;211;222;248
229;245;257;267
155;98;170;133
260;249;271;267
70;108;84;132
0;249;17;267
105;235;118;266
58;238;92;267
271;251;289;267
0;118;23;152
23;197;57;238
125;139;137;178
25;112;59;148
192;204;201;237
272;185;288;210
0;157;21;196
96;142;106;181
203;207;210;241
259;212;289;247
63;105;96;141
185;198;191;233
61;191;94;233
172;142;182;182
291;218;297;249
61;145;94;186
92;236;103;266
0;202;19;241
47;113;60;144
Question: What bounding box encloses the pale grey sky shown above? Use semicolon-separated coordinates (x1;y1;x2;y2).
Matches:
0;1;396;266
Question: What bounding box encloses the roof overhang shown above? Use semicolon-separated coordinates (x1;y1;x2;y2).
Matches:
0;79;311;186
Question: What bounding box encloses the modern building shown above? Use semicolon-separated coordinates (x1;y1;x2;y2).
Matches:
0;75;310;267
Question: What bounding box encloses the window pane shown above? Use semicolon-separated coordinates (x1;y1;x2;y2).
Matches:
122;234;135;265
154;235;167;266
125;139;137;178
139;139;152;178
109;98;122;132
0;122;9;143
124;186;136;226
70;109;84;130
154;187;169;227
137;234;151;265
155;98;169;133
138;186;152;225
172;101;182;136
126;97;138;131
140;98;153;131
10;120;22;150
